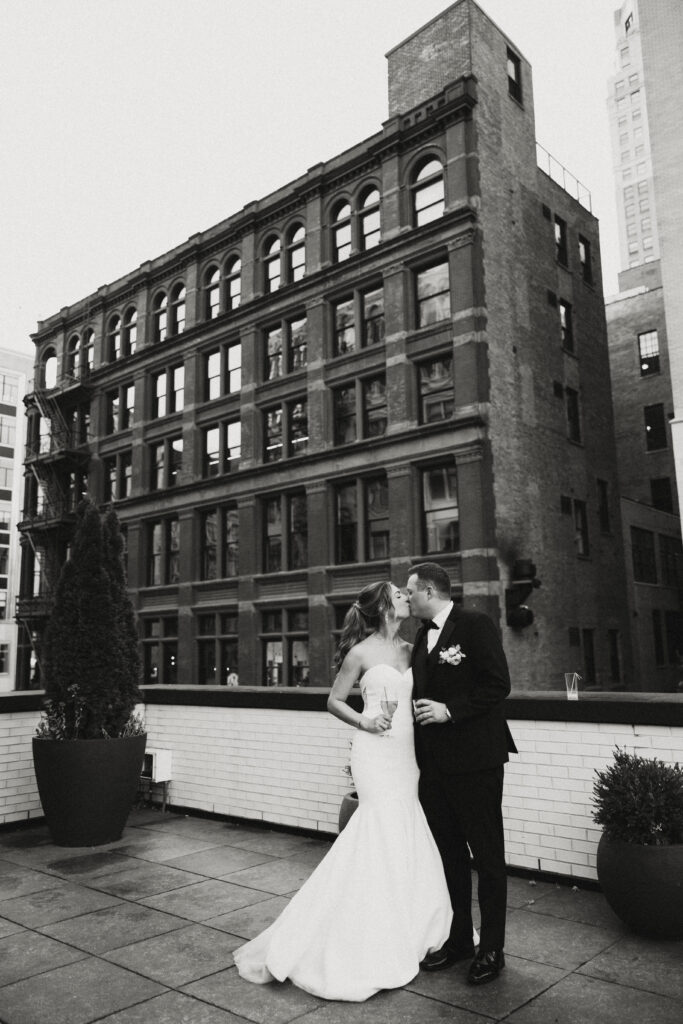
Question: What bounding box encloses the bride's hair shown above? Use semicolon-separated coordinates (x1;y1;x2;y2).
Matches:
333;581;394;672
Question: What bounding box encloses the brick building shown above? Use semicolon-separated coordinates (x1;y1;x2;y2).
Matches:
17;0;632;692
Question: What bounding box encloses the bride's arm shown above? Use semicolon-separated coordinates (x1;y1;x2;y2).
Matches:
327;650;388;734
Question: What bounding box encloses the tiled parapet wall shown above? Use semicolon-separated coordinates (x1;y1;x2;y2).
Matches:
2;688;682;884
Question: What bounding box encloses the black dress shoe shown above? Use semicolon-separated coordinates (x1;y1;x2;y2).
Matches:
420;944;475;972
467;949;505;985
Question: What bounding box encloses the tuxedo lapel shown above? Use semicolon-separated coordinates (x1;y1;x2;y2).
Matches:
427;612;459;667
412;624;429;698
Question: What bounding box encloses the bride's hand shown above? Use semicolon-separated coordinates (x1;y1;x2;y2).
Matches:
361;713;392;734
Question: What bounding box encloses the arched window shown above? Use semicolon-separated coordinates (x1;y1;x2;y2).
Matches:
204;267;220;320
286;225;306;282
264;236;281;293
412;158;445;226
153;292;168;343
224;255;241;311
66;335;80;378
332;202;352;262
42;349;57;390
171;283;186;335
360;188;381;250
82;329;95;375
108;315;122;361
122;308;137;356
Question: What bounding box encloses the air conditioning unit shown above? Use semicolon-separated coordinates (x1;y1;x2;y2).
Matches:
140;748;172;783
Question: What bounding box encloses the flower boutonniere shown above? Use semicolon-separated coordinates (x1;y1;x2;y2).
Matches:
438;644;466;667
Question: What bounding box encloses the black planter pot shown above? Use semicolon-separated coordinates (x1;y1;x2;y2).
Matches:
596;833;683;939
33;734;147;847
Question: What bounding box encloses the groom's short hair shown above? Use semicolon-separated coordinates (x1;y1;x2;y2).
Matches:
412;562;451;599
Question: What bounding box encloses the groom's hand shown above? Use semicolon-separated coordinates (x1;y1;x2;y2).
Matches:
414;699;450;725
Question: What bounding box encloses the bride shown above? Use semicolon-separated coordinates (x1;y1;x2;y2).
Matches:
233;581;454;1002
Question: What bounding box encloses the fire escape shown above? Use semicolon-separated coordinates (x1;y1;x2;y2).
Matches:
16;366;92;687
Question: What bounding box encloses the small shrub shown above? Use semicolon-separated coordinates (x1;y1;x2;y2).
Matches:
592;747;683;846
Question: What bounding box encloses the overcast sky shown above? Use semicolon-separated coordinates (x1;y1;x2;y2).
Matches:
1;0;621;360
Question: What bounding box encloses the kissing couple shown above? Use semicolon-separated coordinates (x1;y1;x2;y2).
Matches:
234;561;517;1001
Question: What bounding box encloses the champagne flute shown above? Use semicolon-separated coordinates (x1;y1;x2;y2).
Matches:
380;687;398;738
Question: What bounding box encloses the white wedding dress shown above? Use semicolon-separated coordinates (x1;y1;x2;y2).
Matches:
233;665;453;1002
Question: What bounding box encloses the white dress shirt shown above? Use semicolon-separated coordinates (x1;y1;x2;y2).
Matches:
427;601;454;654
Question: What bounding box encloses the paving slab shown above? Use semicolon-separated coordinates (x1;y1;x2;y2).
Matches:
505;905;619;970
505;970;683;1024
105;922;244;986
112;833;230;863
87;861;205;899
135;816;246;845
0;917;24;939
0;929;87;986
204;895;291;939
0;956;165;1024
219;857;317;896
181;966;323;1024
219;831;324;858
524;883;625;931
140;878;274;922
505;875;559;909
297;987;489;1023
0;881;121;928
164;844;276;878
0;864;65;900
39;900;187;953
578;933;683;1001
43;849;133;880
96;989;252;1023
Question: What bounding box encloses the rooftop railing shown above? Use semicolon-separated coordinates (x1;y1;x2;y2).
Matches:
536;142;592;212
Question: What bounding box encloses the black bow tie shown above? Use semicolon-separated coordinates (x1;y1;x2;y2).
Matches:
423;620;438;630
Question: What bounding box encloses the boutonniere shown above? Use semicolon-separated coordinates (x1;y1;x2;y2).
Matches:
438;644;466;666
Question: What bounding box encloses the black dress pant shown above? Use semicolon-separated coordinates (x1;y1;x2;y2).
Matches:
419;762;507;953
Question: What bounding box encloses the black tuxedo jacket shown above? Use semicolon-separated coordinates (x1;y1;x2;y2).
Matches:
411;604;517;775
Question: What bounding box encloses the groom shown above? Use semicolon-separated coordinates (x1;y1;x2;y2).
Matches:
406;562;517;986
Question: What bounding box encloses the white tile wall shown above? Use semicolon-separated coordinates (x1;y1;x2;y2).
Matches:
3;704;682;882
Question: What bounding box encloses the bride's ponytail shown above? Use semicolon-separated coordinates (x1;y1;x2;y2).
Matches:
333;582;394;672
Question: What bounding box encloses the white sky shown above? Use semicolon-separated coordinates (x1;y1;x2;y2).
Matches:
1;0;621;360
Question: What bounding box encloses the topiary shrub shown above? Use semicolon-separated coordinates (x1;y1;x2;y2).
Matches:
36;499;143;740
592;747;683;846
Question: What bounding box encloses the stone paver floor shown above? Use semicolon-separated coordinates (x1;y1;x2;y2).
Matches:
0;808;681;1024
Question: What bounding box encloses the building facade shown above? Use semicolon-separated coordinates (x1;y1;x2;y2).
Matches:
0;349;32;691
17;0;633;693
605;0;683;691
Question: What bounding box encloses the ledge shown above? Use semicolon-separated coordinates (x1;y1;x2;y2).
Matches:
4;687;683;728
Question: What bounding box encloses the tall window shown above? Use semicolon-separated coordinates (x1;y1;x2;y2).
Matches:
149;437;182;490
416;262;451;327
638;330;660;376
224;255;242;311
650;477;673;514
333;375;386;444
333;385;357;445
286;224;306;282
566;387;582;443
334;475;388;563
105;384;134;434
202;420;241;476
264;492;307;573
578;235;593;283
82;329;95;375
554;216;568;266
153;292;168;343
197;612;239;685
597;478;611;533
422;464;459;553
200;505;239;580
147;518;180;586
333;297;356;355
151;366;184;418
204;342;241;401
170;283;186;335
262;608;310;687
204;267;220;319
574;499;589;556
263;400;308;461
332;202;352;262
360;188;381;250
122;308;137;356
362;376;387;438
418;356;454;423
631;525;656;583
644;403;667;450
659;533;682;588
507;48;522;102
108;315;122;361
142;616;177;684
412;159;445;227
66;335;81;377
264;236;281;293
559;300;574;352
362;288;384;346
264;318;307;379
332;286;384;357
